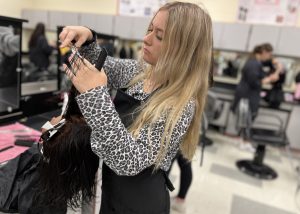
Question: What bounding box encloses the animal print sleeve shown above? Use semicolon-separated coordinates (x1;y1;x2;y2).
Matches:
79;41;142;89
76;86;196;176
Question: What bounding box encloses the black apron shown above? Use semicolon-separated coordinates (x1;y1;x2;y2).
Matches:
100;88;174;214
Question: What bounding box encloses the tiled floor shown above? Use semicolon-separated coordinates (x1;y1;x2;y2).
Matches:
169;130;299;214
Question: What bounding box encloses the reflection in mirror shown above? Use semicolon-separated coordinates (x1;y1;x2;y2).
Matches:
213;50;300;93
0;19;21;115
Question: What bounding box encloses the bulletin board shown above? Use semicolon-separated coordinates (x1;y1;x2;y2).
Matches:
118;0;167;17
237;0;300;25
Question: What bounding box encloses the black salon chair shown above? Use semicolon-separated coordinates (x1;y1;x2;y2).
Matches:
200;91;224;146
235;98;289;180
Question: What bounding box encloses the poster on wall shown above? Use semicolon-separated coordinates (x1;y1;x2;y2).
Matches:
118;0;167;17
237;0;300;25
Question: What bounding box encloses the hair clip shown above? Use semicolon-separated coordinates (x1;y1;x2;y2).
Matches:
40;119;66;142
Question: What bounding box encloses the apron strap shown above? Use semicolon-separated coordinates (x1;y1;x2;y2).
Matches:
163;171;175;192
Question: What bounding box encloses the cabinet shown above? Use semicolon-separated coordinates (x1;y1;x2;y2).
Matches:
113;16;133;39
287;106;300;149
21;9;48;29
218;23;251;52
247;25;280;52
212;22;223;49
20;9;300;57
131;17;151;40
276;27;300;57
113;16;150;40
79;13;114;35
48;11;79;31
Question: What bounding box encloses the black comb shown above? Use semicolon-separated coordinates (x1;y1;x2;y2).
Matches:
94;47;108;71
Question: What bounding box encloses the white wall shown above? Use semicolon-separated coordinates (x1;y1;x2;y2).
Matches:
1;0;300;25
1;0;300;51
29;0;117;15
0;0;32;18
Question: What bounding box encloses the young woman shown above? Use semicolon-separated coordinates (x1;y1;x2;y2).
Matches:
58;2;213;213
231;43;281;151
28;22;55;70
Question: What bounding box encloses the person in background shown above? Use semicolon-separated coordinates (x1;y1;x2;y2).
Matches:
231;43;282;152
0;26;20;87
168;152;192;214
294;71;300;101
28;22;55;70
264;58;286;109
55;2;213;213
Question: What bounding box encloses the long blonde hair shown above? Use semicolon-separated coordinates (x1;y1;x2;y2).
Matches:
129;2;213;167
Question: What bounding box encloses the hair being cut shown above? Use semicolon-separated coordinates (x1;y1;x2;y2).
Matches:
37;86;99;208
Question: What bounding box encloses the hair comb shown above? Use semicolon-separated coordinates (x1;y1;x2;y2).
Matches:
64;44;108;76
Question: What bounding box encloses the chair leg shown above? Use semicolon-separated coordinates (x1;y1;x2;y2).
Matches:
284;144;295;171
253;145;265;165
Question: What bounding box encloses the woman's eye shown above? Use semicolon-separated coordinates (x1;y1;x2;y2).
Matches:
147;29;153;33
156;35;162;41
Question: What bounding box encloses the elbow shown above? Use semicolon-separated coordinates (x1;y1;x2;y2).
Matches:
90;139;103;159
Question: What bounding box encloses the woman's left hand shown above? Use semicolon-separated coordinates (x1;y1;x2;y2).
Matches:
63;57;107;93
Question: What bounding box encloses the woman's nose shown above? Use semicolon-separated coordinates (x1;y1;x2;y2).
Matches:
143;32;152;46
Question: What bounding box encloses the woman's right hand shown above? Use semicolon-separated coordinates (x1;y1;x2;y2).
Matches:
59;26;93;48
269;73;280;82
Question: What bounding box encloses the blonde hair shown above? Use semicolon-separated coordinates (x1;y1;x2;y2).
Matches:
129;1;213;167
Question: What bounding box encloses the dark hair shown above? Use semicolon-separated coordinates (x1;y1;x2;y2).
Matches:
38;86;99;208
252;43;273;55
28;23;46;48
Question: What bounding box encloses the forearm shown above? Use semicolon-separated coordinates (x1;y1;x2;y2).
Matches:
76;86;152;175
261;76;271;84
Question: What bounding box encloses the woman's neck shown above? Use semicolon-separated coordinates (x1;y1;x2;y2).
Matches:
255;54;262;62
143;78;157;94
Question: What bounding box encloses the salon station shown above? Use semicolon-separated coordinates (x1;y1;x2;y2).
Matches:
0;1;300;214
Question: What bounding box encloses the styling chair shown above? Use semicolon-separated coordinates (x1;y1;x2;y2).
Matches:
200;91;224;146
199;91;224;166
235;98;290;180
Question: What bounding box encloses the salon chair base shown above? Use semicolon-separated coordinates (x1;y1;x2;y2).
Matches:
199;135;213;146
236;160;277;180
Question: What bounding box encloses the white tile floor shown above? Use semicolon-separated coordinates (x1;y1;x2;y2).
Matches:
169;131;299;214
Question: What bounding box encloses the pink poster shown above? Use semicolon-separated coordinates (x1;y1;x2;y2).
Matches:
237;0;300;25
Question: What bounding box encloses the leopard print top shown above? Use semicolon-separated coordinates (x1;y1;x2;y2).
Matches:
76;41;196;176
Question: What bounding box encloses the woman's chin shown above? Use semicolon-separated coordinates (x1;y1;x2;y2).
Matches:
142;56;154;65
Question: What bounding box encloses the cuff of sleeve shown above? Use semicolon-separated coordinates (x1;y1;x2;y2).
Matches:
81;29;97;47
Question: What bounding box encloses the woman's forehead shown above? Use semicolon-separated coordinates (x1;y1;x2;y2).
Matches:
152;10;168;31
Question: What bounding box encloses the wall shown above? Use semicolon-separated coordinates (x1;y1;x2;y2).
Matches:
1;0;300;25
25;0;239;22
181;0;239;23
2;0;300;51
0;0;32;18
29;0;117;15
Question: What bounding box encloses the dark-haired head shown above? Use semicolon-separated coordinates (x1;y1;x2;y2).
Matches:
37;86;99;208
252;43;273;62
29;22;46;48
